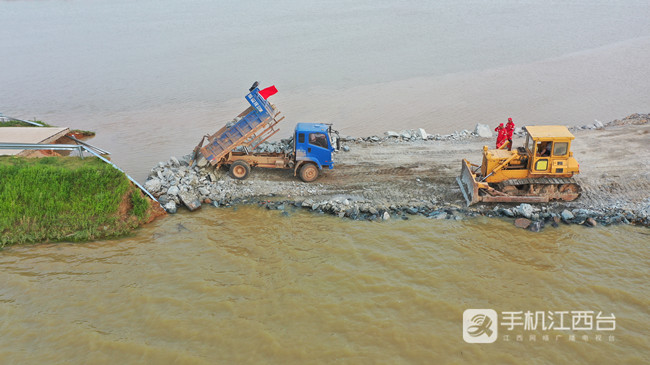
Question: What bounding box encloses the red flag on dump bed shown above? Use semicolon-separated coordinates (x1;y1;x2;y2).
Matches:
259;85;278;99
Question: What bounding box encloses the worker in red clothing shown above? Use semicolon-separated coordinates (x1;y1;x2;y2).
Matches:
495;123;507;149
505;117;515;151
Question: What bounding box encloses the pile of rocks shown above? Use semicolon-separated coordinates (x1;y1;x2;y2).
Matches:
351;124;497;145
259;198;647;231
234;138;293;154
570;113;649;132
259;198;474;222
483;203;649;231
144;154;328;214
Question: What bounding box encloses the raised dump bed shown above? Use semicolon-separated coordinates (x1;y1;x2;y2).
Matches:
196;86;284;167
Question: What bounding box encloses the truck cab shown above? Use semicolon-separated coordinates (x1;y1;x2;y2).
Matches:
293;123;339;182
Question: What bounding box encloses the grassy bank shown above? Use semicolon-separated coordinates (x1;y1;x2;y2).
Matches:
0;156;159;246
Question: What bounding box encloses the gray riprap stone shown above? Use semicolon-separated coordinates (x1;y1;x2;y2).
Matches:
431;212;447;220
167;185;180;196
179;191;201;211
561;209;574;221
528;221;543;232
164;201;177;214
517;203;534;219
144;178;162;194
170;156;180;167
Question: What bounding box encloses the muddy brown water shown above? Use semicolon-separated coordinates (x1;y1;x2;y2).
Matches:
1;206;648;364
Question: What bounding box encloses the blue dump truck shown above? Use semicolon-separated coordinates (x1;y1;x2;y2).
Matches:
193;82;339;182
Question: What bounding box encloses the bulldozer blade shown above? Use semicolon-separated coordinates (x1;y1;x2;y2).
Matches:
457;159;481;206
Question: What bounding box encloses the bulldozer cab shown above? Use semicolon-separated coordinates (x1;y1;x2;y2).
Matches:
523;126;577;176
458;125;581;206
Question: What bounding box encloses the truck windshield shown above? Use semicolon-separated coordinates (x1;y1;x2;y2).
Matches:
309;133;328;148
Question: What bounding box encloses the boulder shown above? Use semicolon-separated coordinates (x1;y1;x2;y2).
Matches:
144;178;163;194
474;123;492;138
157;194;170;206
164;201;177;214
585;217;598;227
430;211;447;220
167;185;180;196
418;128;428;140
399;130;411;139
528;221;544;232
196;156;209;167
169;156;180;167
514;218;532;229
406;207;419;215
561;209;574;221
516;203;534;219
382;211;391;221
385;131;399;138
179;191;202;211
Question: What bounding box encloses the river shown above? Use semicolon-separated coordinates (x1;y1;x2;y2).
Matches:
1;1;649;363
0;207;648;363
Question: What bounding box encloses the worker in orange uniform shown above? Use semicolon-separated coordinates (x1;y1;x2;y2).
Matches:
495;123;507;149
505;117;515;151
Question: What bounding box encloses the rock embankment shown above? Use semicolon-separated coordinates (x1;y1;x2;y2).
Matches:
143;113;650;232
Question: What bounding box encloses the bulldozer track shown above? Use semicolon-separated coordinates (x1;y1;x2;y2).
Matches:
498;177;579;187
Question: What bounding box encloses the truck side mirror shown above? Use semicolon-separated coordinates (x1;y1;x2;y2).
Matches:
249;81;259;91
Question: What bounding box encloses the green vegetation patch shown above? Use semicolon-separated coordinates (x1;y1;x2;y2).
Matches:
0;156;153;246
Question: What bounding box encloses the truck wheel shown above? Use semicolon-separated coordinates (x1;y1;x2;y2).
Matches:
299;163;319;182
229;161;250;180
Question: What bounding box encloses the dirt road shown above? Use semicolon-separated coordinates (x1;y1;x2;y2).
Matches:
248;117;649;214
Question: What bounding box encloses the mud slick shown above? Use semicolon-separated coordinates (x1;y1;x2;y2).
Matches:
145;114;650;232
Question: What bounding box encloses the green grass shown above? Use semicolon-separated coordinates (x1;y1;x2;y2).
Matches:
0;156;154;246
69;129;96;136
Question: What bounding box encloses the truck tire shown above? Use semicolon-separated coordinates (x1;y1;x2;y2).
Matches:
299;163;319;182
229;161;251;180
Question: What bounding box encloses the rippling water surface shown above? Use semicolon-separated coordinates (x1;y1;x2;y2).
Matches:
1;207;647;363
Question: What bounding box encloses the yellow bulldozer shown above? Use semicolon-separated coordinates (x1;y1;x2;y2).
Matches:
457;125;581;206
